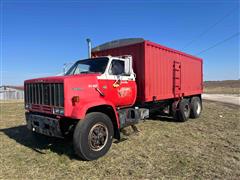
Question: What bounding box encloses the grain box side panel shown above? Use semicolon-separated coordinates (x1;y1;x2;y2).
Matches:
92;43;146;102
180;55;203;96
144;41;203;102
144;42;174;102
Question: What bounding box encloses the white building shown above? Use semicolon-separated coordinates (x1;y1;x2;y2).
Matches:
0;86;24;100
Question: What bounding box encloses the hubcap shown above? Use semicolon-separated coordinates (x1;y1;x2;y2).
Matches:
88;123;108;151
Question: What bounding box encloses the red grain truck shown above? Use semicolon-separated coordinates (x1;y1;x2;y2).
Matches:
24;38;203;160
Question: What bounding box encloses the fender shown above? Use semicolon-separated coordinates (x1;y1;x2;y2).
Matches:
70;98;120;128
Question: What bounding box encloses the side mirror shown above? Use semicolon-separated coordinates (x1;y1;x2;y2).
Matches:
124;57;132;75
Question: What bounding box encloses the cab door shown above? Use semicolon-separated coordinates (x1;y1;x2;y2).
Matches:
103;59;137;107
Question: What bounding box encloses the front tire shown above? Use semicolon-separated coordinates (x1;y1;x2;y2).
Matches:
73;112;114;161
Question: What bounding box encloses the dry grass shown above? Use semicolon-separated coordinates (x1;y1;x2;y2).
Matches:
204;80;240;94
0;101;240;179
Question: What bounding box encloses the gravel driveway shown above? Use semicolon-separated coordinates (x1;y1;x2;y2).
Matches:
202;94;240;106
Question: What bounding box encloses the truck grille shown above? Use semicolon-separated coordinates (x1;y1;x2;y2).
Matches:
25;83;64;107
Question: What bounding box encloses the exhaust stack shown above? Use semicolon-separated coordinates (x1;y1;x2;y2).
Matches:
86;38;92;58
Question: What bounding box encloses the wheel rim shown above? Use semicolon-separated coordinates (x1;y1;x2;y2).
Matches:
88;123;108;151
196;101;201;114
184;104;190;117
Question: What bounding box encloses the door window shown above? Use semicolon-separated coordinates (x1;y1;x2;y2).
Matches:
109;60;125;75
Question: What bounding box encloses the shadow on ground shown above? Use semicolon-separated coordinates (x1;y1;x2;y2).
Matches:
0;115;178;159
0;125;76;159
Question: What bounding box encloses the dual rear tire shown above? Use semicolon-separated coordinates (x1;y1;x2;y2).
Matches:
174;96;202;122
190;97;202;119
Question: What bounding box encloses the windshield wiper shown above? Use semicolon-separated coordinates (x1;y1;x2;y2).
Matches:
80;71;99;74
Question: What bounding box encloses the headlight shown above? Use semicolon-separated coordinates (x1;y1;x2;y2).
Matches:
59;108;64;115
55;108;60;114
25;103;31;109
53;107;64;115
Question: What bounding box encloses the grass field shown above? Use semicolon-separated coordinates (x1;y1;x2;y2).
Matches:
0;101;239;179
204;80;240;94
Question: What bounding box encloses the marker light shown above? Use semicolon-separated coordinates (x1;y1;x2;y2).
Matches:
72;96;80;105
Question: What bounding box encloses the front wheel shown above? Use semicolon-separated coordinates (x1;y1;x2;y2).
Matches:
73;112;114;160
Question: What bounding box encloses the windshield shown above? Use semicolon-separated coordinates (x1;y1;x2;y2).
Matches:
65;57;109;75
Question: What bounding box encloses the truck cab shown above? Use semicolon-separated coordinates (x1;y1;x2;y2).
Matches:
65;56;137;108
24;55;142;160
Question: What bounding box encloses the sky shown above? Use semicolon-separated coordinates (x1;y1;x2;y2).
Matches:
1;0;239;85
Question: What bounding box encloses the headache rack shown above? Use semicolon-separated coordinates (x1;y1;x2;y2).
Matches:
25;83;64;107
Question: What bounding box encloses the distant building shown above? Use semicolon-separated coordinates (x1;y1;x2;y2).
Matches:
0;86;24;100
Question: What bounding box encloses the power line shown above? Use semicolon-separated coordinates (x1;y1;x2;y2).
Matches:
195;32;239;55
182;7;238;50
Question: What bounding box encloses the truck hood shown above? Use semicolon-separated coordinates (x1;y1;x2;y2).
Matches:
24;73;102;119
24;74;100;84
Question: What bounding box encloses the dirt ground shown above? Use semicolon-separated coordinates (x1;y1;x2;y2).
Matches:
0;101;239;179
